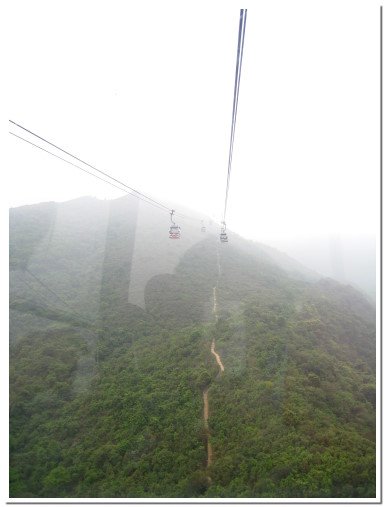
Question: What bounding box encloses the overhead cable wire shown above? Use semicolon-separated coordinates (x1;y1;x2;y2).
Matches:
24;267;94;327
13;272;65;314
9;120;171;213
13;272;82;322
223;8;247;223
223;9;247;221
12;271;93;328
9;132;170;215
9;124;202;222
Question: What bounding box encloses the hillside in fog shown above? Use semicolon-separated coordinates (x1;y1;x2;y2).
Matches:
9;196;376;498
264;235;376;302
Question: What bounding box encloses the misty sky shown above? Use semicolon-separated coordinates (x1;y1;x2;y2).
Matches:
6;0;380;243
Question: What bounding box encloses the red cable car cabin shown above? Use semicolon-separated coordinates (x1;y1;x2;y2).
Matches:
169;224;181;239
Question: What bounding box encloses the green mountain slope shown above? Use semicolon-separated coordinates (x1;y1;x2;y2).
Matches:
9;196;376;498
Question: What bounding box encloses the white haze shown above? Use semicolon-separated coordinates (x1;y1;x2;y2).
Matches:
5;0;379;243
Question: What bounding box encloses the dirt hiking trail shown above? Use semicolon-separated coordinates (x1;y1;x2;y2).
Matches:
202;285;224;468
202;388;213;466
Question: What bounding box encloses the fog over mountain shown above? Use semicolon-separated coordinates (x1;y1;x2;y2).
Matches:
264;235;376;302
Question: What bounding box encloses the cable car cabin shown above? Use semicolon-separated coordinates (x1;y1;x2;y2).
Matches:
220;221;228;242
220;231;228;242
169;224;181;239
201;226;206;233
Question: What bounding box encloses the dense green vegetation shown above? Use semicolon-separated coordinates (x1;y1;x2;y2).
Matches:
9;196;376;498
10;325;218;497
207;289;375;497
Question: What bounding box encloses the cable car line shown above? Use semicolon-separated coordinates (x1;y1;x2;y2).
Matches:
10;125;206;230
13;271;90;326
221;8;247;242
9;120;171;213
12;269;95;328
24;267;95;326
224;9;247;220
10;129;210;240
9;132;174;215
13;271;69;316
10;8;248;239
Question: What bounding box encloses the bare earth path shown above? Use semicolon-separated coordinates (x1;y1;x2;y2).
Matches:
211;340;224;372
203;389;213;466
202;285;224;468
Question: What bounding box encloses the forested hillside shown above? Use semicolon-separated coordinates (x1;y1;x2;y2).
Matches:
9;196;376;498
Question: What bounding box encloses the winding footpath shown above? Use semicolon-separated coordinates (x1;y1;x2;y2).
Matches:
202;285;224;468
202;389;212;466
211;340;224;373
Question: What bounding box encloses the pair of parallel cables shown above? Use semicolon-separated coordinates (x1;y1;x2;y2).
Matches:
9;9;248;328
9;120;196;223
222;8;247;236
9;8;247;236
